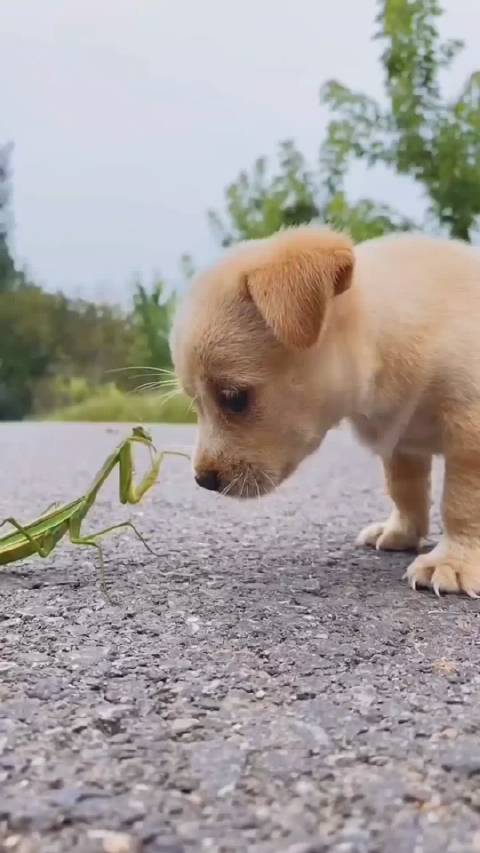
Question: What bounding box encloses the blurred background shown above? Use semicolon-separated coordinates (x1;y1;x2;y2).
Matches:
0;0;478;423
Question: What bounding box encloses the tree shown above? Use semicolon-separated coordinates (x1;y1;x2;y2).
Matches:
321;0;480;241
0;284;60;418
209;138;415;248
0;142;179;419
210;1;479;246
0;283;137;419
0;142;17;292
129;277;176;370
209;142;320;246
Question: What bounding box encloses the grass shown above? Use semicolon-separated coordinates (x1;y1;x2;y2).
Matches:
47;384;196;424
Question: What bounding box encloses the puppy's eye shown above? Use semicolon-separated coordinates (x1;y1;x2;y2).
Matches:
218;388;250;414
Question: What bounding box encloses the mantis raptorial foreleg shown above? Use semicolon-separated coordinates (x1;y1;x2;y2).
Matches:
119;448;187;505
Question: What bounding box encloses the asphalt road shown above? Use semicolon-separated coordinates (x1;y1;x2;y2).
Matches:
0;423;479;853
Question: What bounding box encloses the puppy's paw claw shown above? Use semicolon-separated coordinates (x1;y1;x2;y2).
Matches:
466;589;480;600
356;522;385;548
405;548;480;597
357;519;421;552
402;567;417;591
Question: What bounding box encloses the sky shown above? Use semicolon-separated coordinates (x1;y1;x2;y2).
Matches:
1;0;478;304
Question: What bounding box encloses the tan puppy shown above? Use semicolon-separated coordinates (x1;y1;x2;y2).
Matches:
171;225;480;597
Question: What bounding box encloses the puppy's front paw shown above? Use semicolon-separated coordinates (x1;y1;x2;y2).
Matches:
404;540;480;598
356;514;422;552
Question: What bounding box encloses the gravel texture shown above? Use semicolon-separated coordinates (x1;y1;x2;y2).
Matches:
0;422;479;853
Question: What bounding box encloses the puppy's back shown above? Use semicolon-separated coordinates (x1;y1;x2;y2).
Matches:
354;232;480;386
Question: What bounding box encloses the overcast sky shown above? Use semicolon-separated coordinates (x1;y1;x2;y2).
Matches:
1;0;478;303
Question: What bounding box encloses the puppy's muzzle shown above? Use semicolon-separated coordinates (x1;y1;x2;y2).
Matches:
195;470;220;492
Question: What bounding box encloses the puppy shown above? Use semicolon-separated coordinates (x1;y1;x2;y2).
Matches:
170;225;480;597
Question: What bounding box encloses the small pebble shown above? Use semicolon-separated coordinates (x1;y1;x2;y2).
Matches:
171;717;200;736
88;830;141;853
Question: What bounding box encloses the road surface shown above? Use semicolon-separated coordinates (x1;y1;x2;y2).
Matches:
0;423;479;853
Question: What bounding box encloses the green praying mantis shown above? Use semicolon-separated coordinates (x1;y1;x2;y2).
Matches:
0;426;189;599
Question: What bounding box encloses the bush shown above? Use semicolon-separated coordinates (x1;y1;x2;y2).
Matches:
32;376;97;414
45;383;196;424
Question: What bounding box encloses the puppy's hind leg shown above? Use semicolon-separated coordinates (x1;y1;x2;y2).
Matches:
357;451;431;552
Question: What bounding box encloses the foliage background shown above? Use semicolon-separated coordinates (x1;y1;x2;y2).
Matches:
1;0;478;422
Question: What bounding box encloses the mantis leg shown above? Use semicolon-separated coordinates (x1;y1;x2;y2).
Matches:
0;519;110;600
39;501;58;516
72;538;110;602
68;518;161;601
0;517;55;559
71;519;159;556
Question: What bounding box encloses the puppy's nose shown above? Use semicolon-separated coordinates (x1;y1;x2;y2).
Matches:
195;470;220;492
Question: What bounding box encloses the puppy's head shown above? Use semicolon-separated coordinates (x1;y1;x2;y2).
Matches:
171;226;354;498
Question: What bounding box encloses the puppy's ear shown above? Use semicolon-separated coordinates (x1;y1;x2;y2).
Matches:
245;230;354;349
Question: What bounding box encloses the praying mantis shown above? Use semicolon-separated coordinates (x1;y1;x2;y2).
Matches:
0;426;189;599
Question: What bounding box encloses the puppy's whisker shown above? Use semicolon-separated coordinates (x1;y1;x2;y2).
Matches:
228;476;239;495
222;473;240;497
136;378;180;390
159;388;183;405
127;375;179;386
129;383;169;396
148;382;180;393
237;479;243;496
130;382;163;394
107;365;176;376
130;387;183;408
240;471;248;498
262;470;276;489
